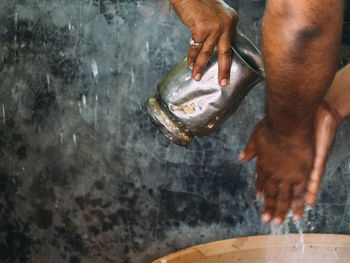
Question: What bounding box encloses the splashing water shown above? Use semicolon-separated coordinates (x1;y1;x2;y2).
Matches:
68;22;74;31
82;94;87;107
267;214;306;263
14;13;18;43
91;59;99;81
46;73;50;92
131;67;135;84
2;104;5;128
295;221;305;259
94;95;98;129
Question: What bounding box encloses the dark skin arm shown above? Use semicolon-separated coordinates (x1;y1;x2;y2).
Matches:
239;0;344;224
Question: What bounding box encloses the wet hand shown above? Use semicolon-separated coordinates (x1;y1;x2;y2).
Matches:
170;0;238;86
239;119;314;225
305;101;343;206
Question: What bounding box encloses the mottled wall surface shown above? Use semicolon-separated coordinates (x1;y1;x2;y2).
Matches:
0;0;350;262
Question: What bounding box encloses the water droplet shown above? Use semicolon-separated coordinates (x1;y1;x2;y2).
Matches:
46;73;50;92
82;95;86;107
2;104;5;128
91;59;99;80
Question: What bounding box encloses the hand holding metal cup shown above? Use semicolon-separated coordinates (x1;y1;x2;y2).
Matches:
145;31;264;146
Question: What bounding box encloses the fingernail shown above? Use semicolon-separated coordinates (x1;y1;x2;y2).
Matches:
256;192;262;199
238;152;245;161
220;78;229;87
274;217;283;225
262;213;271;222
194;73;201;81
293;214;302;221
188;63;194;70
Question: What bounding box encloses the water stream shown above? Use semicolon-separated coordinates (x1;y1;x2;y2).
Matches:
267;213;306;263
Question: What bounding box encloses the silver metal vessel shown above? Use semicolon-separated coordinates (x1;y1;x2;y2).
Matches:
145;32;264;146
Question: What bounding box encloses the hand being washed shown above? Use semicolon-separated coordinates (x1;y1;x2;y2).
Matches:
305;64;350;206
170;0;238;86
239;119;314;224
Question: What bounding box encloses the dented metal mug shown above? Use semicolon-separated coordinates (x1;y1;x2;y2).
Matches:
145;31;265;146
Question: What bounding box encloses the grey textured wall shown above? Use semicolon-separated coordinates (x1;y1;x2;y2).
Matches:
0;0;350;262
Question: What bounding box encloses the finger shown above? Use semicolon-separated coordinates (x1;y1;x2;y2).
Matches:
255;170;265;199
217;33;232;86
187;35;208;67
255;172;264;199
273;183;292;225
239;120;264;162
187;45;202;68
262;179;278;223
305;168;323;206
192;33;219;81
238;133;257;162
291;182;306;221
305;144;328;206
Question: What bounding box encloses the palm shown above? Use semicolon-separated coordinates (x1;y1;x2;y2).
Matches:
240;119;314;224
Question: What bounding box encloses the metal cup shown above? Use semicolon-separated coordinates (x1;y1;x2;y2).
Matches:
145;32;265;146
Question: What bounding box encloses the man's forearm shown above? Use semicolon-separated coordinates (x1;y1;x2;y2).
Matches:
262;0;344;138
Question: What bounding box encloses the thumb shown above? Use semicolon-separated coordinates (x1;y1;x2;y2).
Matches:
305;167;324;207
238;135;257;162
305;148;328;206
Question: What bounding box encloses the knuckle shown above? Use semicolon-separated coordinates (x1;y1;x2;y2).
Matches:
206;42;216;51
201;49;213;59
292;202;304;211
306;188;318;197
277;196;290;203
263;205;274;212
194;23;210;37
194;64;204;72
195;23;210;36
223;17;233;28
187;58;194;65
187;52;198;60
231;10;239;23
187;52;195;58
226;7;239;22
218;48;232;57
211;22;222;33
223;9;238;28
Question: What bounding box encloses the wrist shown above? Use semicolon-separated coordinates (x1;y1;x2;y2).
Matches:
323;89;349;121
322;100;346;125
264;116;314;143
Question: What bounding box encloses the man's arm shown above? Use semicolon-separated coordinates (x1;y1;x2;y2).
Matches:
263;0;344;139
240;0;344;224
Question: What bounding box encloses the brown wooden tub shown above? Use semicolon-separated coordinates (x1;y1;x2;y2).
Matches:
153;234;350;263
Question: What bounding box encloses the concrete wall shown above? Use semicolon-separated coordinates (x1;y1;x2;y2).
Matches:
0;1;350;262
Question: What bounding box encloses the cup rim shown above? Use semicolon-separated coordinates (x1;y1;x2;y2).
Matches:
232;32;265;77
